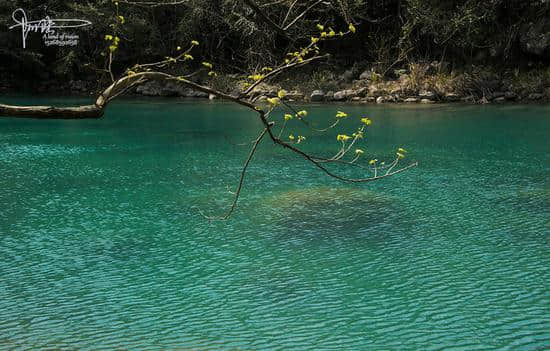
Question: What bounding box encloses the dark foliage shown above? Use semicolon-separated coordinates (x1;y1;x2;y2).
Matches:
1;0;548;85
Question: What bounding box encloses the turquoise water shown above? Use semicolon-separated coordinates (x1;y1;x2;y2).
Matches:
0;98;549;350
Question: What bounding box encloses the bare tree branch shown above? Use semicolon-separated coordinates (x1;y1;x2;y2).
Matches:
0;7;418;219
199;127;269;220
283;0;324;31
242;0;289;38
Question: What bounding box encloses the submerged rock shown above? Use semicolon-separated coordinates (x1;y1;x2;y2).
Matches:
261;186;400;238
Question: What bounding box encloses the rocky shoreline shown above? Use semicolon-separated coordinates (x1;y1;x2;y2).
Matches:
130;65;550;104
2;63;550;104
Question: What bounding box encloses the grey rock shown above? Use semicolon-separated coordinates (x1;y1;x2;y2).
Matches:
404;97;419;103
209;94;216;100
183;89;208;98
352;97;361;102
390;87;402;95
162;81;187;97
376;96;385;104
528;93;543;100
356;87;368;97
494;97;506;103
419;90;436;99
420;98;435;104
136;81;163;96
368;86;385;97
286;90;305;100
333;89;355;101
310;90;325;102
342;69;356;82
359;69;373;80
444;93;460;102
490;91;505;100
360;69;381;81
325;91;335;101
392;95;403;102
505;91;517;100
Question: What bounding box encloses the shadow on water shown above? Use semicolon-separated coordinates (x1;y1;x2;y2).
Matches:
256;186;415;247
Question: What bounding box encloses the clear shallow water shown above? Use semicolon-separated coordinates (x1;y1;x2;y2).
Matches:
0;98;549;350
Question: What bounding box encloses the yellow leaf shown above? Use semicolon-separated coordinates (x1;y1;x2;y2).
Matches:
335;111;348;119
267;97;280;106
337;134;351;142
361;117;372;126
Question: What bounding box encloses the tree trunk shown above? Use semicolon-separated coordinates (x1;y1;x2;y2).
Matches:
0;104;104;119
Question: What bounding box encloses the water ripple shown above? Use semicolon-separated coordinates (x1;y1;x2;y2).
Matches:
1;101;549;350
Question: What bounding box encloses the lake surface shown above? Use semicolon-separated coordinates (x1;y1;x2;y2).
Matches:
0;98;549;350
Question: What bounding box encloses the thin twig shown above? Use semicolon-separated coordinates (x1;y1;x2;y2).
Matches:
198;127;268;220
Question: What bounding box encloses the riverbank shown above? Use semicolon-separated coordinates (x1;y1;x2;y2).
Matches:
2;63;550;104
